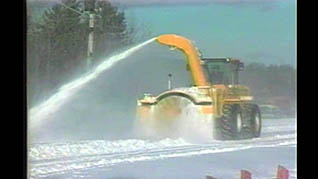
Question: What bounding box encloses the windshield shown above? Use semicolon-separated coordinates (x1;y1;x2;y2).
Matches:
202;62;232;85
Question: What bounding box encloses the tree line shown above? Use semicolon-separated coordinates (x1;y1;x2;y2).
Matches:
240;63;296;116
27;0;136;107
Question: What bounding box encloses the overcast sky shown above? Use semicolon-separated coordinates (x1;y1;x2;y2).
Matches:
27;0;295;65
123;0;295;65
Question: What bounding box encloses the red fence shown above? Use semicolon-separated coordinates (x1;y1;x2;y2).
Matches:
206;165;290;179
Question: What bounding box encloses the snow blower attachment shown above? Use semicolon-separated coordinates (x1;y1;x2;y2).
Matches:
136;34;261;140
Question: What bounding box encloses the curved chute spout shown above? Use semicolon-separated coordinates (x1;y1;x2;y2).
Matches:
156;34;209;86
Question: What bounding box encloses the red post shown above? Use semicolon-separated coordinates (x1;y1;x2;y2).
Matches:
277;165;289;179
241;170;252;179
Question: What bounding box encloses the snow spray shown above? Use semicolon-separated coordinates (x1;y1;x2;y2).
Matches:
29;38;156;128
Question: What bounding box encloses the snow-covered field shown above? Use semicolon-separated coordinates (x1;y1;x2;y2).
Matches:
28;118;296;179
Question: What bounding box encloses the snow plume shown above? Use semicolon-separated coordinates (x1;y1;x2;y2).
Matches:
29;38;156;129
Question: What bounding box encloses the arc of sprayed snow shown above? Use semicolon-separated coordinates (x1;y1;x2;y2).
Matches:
29;38;156;128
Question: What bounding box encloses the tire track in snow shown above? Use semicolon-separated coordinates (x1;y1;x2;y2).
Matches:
29;132;296;178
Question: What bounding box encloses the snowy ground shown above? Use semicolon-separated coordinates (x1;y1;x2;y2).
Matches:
28;118;296;179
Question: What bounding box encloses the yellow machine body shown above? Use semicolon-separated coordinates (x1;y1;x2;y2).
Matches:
135;34;258;139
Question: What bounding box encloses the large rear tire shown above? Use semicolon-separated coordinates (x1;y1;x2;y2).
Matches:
251;104;262;138
238;104;262;139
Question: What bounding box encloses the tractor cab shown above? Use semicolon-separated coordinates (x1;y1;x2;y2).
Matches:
200;58;244;85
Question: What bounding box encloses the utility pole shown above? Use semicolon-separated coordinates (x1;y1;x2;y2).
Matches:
84;0;96;70
168;74;172;90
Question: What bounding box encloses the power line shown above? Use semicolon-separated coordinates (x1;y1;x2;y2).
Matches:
58;1;88;16
57;1;101;18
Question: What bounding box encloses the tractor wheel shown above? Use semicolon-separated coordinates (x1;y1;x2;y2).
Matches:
239;104;262;139
215;104;243;140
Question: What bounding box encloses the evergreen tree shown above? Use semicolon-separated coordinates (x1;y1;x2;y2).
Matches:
27;4;44;106
93;0;134;62
39;0;88;85
27;0;136;107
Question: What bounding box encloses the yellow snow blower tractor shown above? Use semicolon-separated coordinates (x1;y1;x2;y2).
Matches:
136;34;261;140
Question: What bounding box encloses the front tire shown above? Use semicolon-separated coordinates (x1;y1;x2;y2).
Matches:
215;104;243;140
